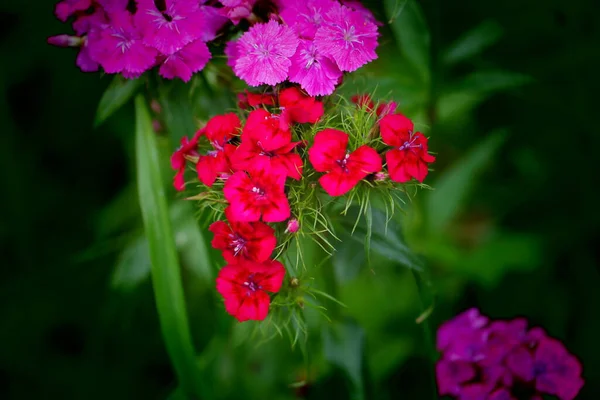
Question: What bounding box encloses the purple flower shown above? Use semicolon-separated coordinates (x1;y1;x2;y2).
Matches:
288;39;342;96
224;39;240;69
436;308;488;362
532;337;584;400
234;20;299;86
72;5;107;35
481;318;529;366
76;39;100;72
487;388;515;400
436;359;475;396
87;11;158;76
219;0;256;25
280;0;336;40
314;2;378;72
198;5;229;41
135;0;207;55
159;39;211;82
54;0;91;22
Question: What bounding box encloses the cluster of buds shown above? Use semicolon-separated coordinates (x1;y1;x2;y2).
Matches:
170;85;435;322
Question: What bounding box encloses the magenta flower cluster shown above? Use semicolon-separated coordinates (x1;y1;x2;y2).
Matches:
48;0;238;81
436;308;584;400
227;0;380;96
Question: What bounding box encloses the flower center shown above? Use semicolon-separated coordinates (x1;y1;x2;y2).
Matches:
257;141;275;157
229;234;246;256
243;274;261;292
399;133;422;151
336;152;351;172
251;186;266;198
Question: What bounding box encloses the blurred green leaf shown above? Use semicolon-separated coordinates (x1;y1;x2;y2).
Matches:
426;130;507;233
449;70;533;94
323;320;366;400
337;207;424;271
443;20;503;66
95;76;143;127
135;95;207;398
384;0;431;85
111;235;150;291
158;80;197;148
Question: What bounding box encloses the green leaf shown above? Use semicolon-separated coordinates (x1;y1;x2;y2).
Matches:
95;76;143;127
384;0;431;85
448;70;533;95
425;130;507;233
337;207;424;271
111;235;150;291
135;95;207;398
443;20;503;66
158;80;197;148
323;320;366;400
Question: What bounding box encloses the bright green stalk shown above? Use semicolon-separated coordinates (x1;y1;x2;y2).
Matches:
135;95;206;399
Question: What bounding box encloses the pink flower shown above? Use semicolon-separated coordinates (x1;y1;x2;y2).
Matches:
224;39;240;70
237;90;276;109
204;113;241;146
233;109;303;180
224;169;291;222
135;0;207;55
288;40;342;96
308;128;382;196
234;20;299;86
280;0;336;40
159;39;211;82
87;11;158;76
314;3;379;72
216;259;286;322
171;130;201;191
209;220;276;263
380;113;435;183
218;0;256;25
54;0;91;22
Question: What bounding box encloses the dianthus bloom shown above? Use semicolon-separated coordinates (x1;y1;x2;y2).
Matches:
170;129;201;191
224;169;291;222
380;113;435;183
233;20;299;86
209;220;276;263
436;308;584;400
314;2;379;72
309;128;381;196
216;259;286;321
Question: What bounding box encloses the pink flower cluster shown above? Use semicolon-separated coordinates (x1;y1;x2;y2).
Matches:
436;308;584;400
227;0;380;96
48;0;229;81
170;87;435;321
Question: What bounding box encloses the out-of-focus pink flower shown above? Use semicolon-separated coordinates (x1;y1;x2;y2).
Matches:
159;39;211;82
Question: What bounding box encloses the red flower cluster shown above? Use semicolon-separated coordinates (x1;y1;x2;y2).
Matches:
170;88;436;322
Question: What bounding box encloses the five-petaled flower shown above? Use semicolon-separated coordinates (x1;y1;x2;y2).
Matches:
209;220;277;263
224;169;291;222
216;259;286;322
309;128;382;196
380;113;435;183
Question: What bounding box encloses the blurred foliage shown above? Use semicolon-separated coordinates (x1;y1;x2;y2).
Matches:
1;0;599;399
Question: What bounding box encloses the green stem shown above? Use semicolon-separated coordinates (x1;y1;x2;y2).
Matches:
411;269;438;400
135;95;207;399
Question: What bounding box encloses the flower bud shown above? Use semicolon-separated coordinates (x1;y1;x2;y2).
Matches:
285;218;300;234
47;34;83;48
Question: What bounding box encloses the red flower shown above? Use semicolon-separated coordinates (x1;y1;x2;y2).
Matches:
196;143;237;186
204;113;240;146
308;128;382;196
279;87;324;129
380;113;435;183
237;89;276;109
223;169;291;222
209;220;277;263
216;259;286;322
233;109;303;180
170;129;202;191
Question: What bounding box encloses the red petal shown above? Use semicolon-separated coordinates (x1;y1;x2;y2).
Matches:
348;145;382;177
205;113;240;145
319;171;360;196
262;192;291;222
379;114;413;147
309;129;348;172
253;259;286;292
173;167;185;191
235;291;270;321
386;150;412;183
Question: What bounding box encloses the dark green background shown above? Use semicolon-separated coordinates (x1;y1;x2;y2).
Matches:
1;0;598;398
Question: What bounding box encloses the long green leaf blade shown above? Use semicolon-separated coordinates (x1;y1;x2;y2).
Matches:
135;95;205;398
95;76;142;127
